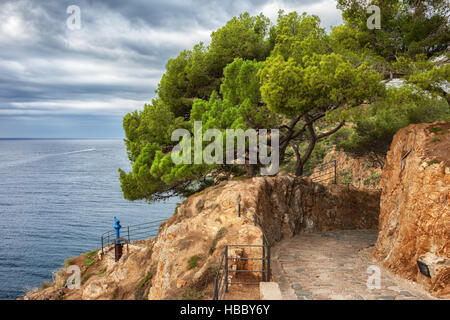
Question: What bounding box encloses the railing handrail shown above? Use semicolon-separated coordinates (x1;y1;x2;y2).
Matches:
310;159;337;184
100;218;167;255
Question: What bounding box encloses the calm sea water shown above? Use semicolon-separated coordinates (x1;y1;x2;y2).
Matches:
0;139;178;299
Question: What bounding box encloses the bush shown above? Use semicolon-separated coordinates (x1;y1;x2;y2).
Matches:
136;271;152;290
340;88;449;160
340;168;353;187
84;259;94;267
97;268;107;276
363;171;381;186
188;255;202;270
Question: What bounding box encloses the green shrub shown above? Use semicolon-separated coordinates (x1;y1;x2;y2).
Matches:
363;171;381;186
429;127;442;133
84;259;94;267
188;255;202;270
340;88;449;159
340;168;353;187
329;127;353;145
136;271;152;290
84;249;98;259
97;268;107;276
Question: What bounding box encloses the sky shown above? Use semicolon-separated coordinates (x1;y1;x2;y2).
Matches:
0;0;343;138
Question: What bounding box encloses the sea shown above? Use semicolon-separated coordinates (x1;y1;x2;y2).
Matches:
0;139;179;299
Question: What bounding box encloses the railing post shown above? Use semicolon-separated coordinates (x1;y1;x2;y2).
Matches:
334;160;337;184
224;245;229;293
213;274;218;300
237;195;241;217
262;244;266;282
238;200;241;217
101;236;104;256
267;246;271;282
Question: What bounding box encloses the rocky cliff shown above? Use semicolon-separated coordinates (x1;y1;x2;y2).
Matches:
373;122;450;298
24;176;380;300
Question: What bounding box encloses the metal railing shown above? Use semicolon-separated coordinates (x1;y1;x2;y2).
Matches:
212;202;271;300
310;160;337;184
100;219;167;256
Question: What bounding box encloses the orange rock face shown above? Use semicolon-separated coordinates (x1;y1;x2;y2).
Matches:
373;122;450;298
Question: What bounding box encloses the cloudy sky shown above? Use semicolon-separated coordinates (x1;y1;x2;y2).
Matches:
0;0;343;138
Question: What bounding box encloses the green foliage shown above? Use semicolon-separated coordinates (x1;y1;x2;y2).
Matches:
260;52;384;117
84;259;94;267
187;255;202;270
84;250;98;260
363;171;381;186
341;87;450;158
409;64;450;102
430;126;443;134
97;268;107;276
158;44;216;118
336;0;449;62
340;168;353;187
158;12;272;118
427;159;439;165
207;13;271;76
329;127;353;146
191;58;279;132
136;271;152;290
269;11;331;61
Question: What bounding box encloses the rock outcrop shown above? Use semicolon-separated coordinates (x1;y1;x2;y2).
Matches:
23;176;380;300
373;122;450;298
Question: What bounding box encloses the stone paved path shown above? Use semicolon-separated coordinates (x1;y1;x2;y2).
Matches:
272;230;435;300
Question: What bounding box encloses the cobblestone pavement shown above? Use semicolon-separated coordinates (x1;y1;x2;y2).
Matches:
272;230;435;300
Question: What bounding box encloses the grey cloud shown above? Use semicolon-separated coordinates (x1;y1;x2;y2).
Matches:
0;0;342;137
